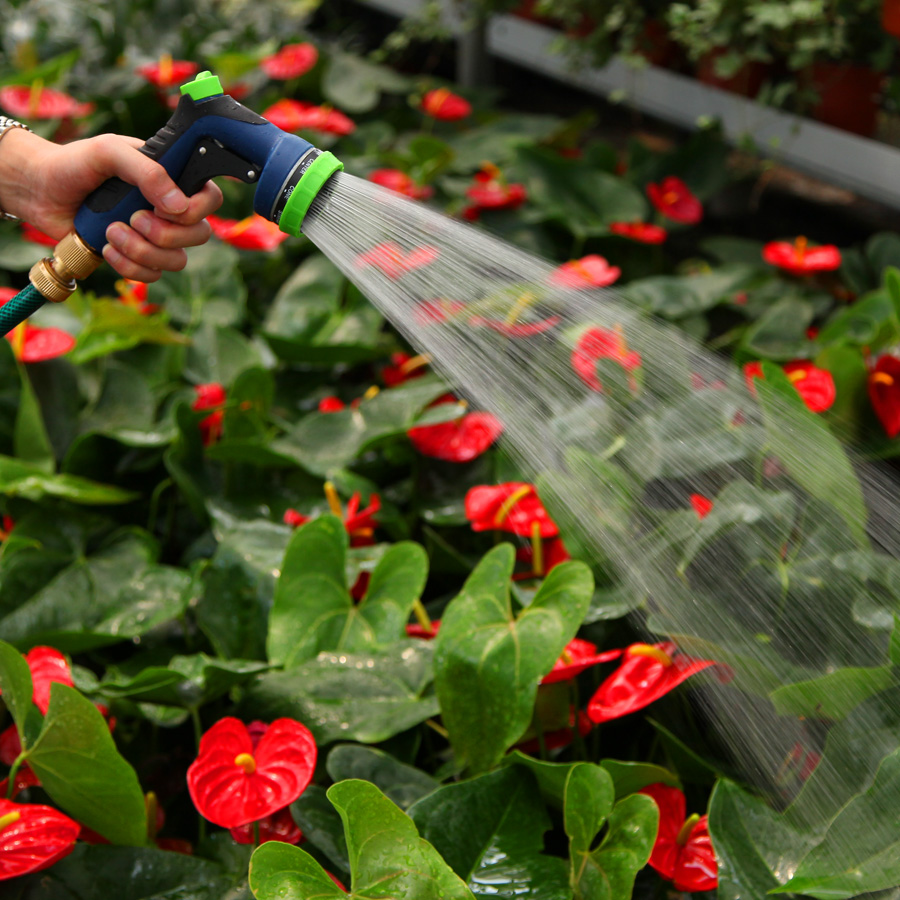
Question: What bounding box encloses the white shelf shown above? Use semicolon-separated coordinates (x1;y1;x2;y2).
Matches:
358;0;900;209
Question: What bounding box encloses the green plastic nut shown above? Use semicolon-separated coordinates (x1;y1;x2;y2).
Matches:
180;70;223;101
278;151;344;237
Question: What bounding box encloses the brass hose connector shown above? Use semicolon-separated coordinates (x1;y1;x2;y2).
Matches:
29;231;102;303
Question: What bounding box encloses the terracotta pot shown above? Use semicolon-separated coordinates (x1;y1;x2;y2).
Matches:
883;0;900;38
512;0;558;27
635;19;677;68
696;50;769;98
809;61;884;136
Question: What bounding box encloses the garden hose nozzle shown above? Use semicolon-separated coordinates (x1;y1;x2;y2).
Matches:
0;69;344;335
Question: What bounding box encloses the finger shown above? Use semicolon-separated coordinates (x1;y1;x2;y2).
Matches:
152;180;224;226
89;134;189;216
101;243;162;283
105;221;188;273
130;209;212;249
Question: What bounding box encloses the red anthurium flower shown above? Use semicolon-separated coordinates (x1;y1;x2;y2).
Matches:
284;484;380;550
465;482;559;538
136;56;199;88
609;221;668;244
639;783;718;893
207;214;289;252
318;396;346;413
262;99;355;136
542;638;622;684
0;83;93;120
187;718;316;828
383;352;429;386
0;725;21;766
0;515;13;542
474;315;562;338
0;799;80;880
356;242;439;279
587;642;718;723
261;43;318;79
0;645;73;719
283;508;309;528
343;491;380;546
24;647;74;715
572;326;642;393
762;236;841;275
0;289;75;363
421;88;471;121
413;299;466;326
517;708;592;755
406;618;441;639
514;536;572;580
690;494;713;519
116;278;158;315
462;164;527;220
22;223;57;246
192;383;226;446
407;399;503;462
368;169;434;200
743;360;836;413
869;355;900;437
229;806;303;845
783;361;835;413
0;765;41;800
647;176;702;225
551;255;621;288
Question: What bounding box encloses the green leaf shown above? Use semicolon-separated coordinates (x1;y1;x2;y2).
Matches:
327;744;438;810
27;683;146;845
626;267;757;320
155;241;246;328
757;362;867;546
434;545;593;773
196;519;289;660
16;844;232;899
14;365;54;472
409;767;570;900
818;289;900;350
290;784;350;874
71;299;186;364
243;643;438;744
513;145;646;238
275;377;449;477
708;779;816;900
0;638;33;734
566;780;659;900
779;749;900;898
94;655;269;709
600;760;680;800
770;666;895;721
250;780;475;900
322;52;409;113
563;763;615;856
0;531;192;651
185;323;262;387
742;296;815;360
0;454;137;504
268;516;428;667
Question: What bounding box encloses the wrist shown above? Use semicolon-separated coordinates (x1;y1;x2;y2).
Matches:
0;128;52;222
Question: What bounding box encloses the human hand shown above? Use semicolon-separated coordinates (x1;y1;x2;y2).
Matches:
0;129;223;281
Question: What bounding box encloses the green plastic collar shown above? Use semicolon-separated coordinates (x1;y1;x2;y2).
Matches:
279;151;344;237
180;70;222;100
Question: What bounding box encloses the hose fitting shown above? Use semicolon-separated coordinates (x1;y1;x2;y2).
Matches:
29;231;102;303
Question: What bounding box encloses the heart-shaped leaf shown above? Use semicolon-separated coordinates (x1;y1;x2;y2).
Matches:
434;544;593;773
250;779;475;899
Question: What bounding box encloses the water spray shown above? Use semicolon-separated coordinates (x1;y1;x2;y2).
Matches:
3;69;896;888
0;70;343;336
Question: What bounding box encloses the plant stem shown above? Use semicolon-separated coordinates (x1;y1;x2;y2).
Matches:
412;598;432;631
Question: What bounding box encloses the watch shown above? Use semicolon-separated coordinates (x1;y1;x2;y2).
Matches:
0;116;33;222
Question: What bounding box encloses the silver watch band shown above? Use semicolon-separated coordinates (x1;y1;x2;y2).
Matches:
0;117;33;222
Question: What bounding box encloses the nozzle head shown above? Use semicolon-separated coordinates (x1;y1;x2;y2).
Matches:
278;151;344;237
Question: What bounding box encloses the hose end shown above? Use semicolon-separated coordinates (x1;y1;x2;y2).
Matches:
29;231;102;303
